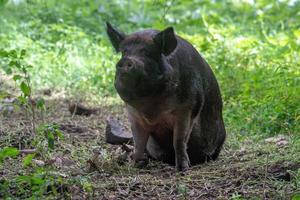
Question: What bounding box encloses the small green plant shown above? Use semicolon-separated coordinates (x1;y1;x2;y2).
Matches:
0;49;44;134
23;153;35;167
36;123;64;151
292;193;300;200
177;182;188;199
1;48;64;152
80;177;93;194
1;166;69;199
229;192;245;200
0;147;19;164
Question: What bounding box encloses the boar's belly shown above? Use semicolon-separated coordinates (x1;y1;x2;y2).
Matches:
148;115;175;146
146;116;175;164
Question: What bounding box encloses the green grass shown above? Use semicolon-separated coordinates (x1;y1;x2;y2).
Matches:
0;0;299;136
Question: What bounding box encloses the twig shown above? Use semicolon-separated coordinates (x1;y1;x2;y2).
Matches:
19;149;36;154
263;153;269;199
24;68;36;135
30;97;36;135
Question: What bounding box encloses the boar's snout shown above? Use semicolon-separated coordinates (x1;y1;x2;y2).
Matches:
117;57;144;78
117;58;134;72
117;57;145;74
115;57;146;90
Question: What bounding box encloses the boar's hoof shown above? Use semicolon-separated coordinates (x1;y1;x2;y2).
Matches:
176;158;190;172
176;162;189;172
134;159;149;168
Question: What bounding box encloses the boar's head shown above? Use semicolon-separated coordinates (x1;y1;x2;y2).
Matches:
106;22;177;103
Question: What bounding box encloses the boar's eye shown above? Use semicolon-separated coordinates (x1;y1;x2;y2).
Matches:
121;48;129;55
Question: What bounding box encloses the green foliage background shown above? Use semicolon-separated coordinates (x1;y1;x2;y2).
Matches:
0;0;299;136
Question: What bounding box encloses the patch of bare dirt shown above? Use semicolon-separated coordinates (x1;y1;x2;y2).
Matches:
0;92;299;199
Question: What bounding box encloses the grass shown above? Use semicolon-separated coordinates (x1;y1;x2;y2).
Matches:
0;0;300;199
1;0;299;136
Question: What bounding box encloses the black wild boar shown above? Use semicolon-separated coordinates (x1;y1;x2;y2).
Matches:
106;22;226;171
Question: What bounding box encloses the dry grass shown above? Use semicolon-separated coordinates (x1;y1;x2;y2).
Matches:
0;90;299;199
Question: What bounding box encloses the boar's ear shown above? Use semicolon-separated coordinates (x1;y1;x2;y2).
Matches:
106;22;125;52
153;27;177;55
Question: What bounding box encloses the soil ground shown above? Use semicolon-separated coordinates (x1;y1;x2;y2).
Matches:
0;90;299;199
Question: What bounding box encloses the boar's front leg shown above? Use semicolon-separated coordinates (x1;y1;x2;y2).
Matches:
130;120;150;168
173;110;193;171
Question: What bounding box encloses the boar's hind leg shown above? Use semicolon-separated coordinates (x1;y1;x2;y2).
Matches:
209;117;226;160
194;104;226;163
187;120;225;164
187;102;226;164
187;126;208;165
